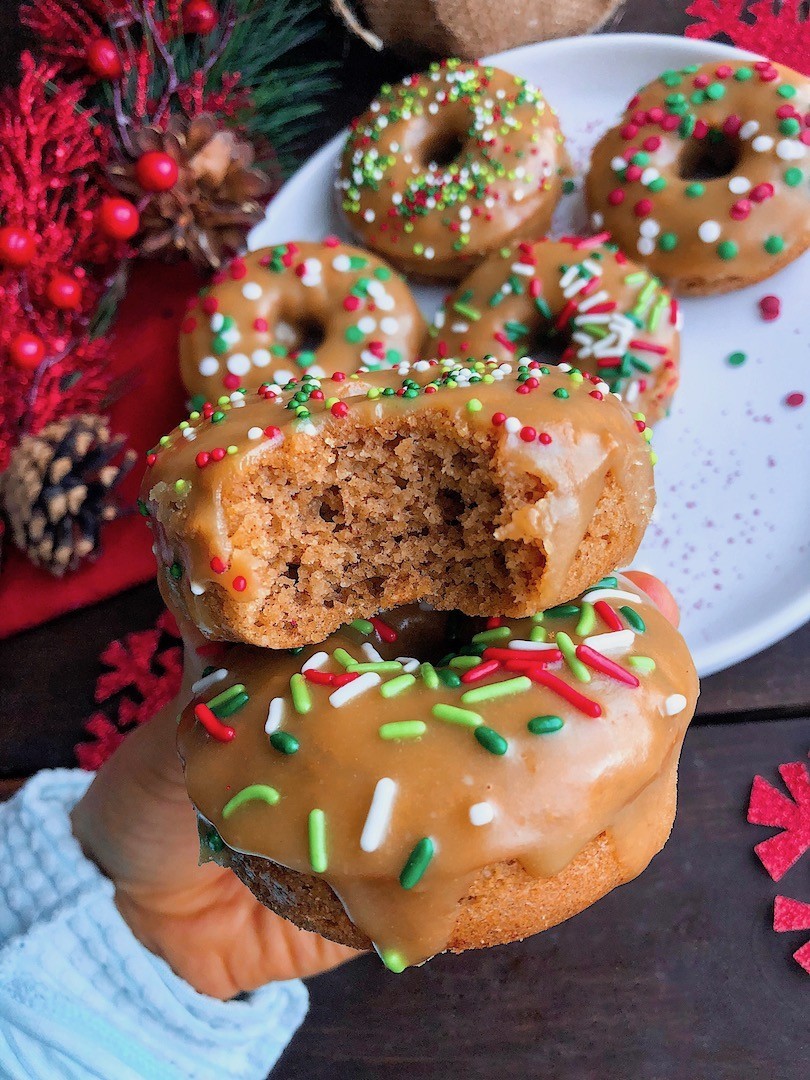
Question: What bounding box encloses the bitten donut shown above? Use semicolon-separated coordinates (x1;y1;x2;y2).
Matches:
179;240;425;405
426;236;681;422
586;58;810;294
337;60;569;281
142;359;656;649
179;579;699;969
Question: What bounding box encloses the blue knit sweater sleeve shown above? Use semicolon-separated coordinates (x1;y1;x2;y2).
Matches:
0;769;308;1080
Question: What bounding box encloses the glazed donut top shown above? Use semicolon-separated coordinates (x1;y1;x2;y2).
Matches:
587;59;810;286
426;235;681;421
178;241;425;405
179;580;698;969
142;358;655;635
337;59;568;276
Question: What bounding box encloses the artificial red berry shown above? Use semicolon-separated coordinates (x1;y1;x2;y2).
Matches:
135;151;179;193
98;197;140;240
183;0;217;35
0;226;36;267
86;38;123;79
9;332;45;370
46;273;82;310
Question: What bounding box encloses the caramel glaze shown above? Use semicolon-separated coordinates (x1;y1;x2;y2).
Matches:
586;59;810;294
337;60;569;281
178;579;698;968
179;241;425;404
425;237;681;423
142;359;655;644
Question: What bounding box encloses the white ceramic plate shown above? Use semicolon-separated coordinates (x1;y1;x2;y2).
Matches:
250;33;810;678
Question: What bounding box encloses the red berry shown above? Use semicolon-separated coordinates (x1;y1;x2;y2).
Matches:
0;226;36;267
86;38;123;79
183;0;217;35
135;151;179;192
46;273;82;310
98;197;140;240
9;332;45;370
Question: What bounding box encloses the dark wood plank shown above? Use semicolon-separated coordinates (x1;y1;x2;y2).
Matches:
276;716;810;1080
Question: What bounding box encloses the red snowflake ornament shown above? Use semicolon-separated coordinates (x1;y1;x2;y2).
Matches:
686;1;810;75
773;896;810;975
747;759;810;880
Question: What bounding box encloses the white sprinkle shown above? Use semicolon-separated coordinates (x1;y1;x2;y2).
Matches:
265;697;284;734
396;657;421;674
332;254;352;272
591;211;604;228
639;219;660;238
226;353;251;376
273;368;294;384
230;392;245;408
697;220;721;243
360;777;397;852
751;135;774;153
199;356;218;377
504;416;521;434
357;315;376;334
510;262;535;277
508;639;559;651
182;428;196;441
582;629;635;655
469;802;495;826
252;349;271;367
191;668;227;695
578;290;610;313
380;316;399;335
330;672;381;707
637;237;655;256
665;693;687;716
611;155;627;172
363;208;376;222
559;265;580;290
361;642;384;662
728;176;751;194
189;581;206;596
776;138;806;161
210;313;224;332
247;426;263;440
581;588;642;604
301;650;329;673
641;167;659;186
739;120;759;140
242;282;262;301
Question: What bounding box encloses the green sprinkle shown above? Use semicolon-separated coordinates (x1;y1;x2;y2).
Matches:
437;668;462;688
727;351;746;367
474;726;509;755
556;632;591;683
308;809;328;873
420;662;439;689
734;66;752;81
381;949;407;973
214;691;249;718
207;683;245;711
345;326;364;343
575;603;596;637
290;674;312;714
466;398;482;413
648;177;667;193
222;784;280;819
449;655;481;671
137;498;150;517
545;603;580;618
399;837;435;889
169;561;183;581
717;240;738;261
530;625;547;642
658;232;678;252
784;167;803;187
764;235;785;255
777;83;797;98
461;676;531;705
779;117;801;137
269;731;299;755
553;388;569;399
628;655;656;674
347;661;403;674
619;606;646;632
453;301;482;321
333;648;356;669
528;715;564;735
472;626;511;644
350;618;374;635
705;82;725;100
432;703;483;727
594;576;618;589
380;673;417;698
379;720;427;740
685;182;704;198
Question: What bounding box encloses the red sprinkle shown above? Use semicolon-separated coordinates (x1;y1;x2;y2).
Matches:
331;401;349;418
332;672;360;688
525;667;602;717
253;318;268;332
304;669;335;685
461;660;503;684
492;411;507;426
232;576;247;592
370;616;397;643
210;557;227;574
195;451;210;469
759;295;781;321
520;426;537;442
785;392;805;408
575;645;640;687
484;647;563;664
539;432;552;444
263;425;281;438
194;703;235;742
594;600;623;632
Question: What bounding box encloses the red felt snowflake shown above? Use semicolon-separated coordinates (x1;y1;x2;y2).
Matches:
686;1;810;75
75;609;183;769
773;896;810;975
747;758;810;880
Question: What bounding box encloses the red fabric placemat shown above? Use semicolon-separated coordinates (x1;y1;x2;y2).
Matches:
0;259;201;639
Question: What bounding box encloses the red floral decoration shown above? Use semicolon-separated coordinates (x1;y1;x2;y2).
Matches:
773;896;810;975
686;1;810;75
747;759;810;881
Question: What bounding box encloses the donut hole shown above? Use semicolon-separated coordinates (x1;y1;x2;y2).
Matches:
677;129;741;182
276;317;325;356
421;128;467;170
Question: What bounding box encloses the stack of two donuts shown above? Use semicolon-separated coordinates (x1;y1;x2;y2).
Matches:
143;354;698;970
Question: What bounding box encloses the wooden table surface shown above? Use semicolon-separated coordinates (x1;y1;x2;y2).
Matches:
1;3;808;1078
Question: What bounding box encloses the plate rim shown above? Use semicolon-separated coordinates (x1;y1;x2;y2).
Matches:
254;31;810;679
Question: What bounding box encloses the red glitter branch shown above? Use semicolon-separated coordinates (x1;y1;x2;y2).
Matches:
747;757;810;881
685;1;810;75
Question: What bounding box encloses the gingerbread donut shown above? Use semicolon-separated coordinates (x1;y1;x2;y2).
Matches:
337;60;569;281
586;58;810;295
142;359;655;650
179;241;425;405
179;579;698;969
426;236;681;423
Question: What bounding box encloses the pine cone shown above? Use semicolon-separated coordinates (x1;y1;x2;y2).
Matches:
110;114;277;269
1;414;137;577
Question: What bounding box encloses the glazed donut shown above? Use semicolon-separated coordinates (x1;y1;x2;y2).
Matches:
142;359;655;650
337;60;569;281
586;58;810;295
179;241;425;405
425;236;681;423
178;580;698;969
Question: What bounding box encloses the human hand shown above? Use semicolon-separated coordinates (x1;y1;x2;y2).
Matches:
70;572;679;1001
